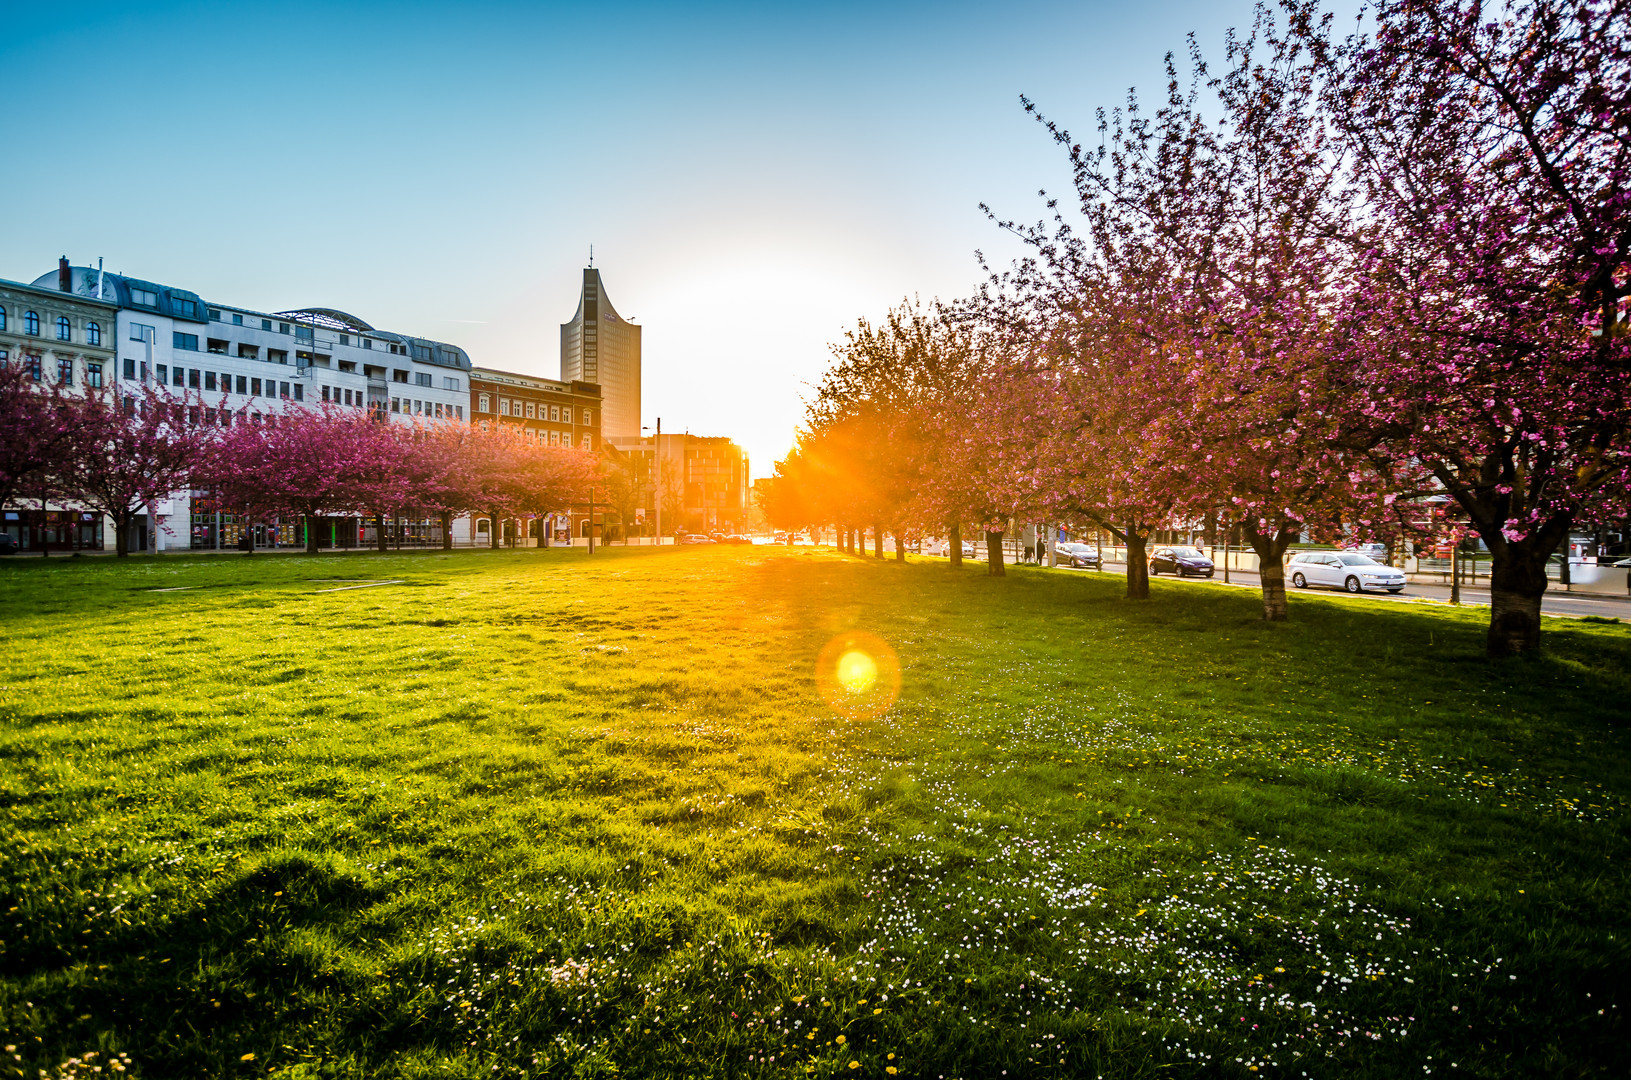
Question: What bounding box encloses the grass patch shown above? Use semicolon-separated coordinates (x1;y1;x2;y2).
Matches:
1;546;1627;1078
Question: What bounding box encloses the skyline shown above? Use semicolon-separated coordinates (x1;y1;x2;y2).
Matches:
3;0;1359;476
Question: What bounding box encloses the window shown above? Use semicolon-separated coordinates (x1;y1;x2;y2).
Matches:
261;319;272;331
478;393;490;413
123;357;136;380
55;316;72;341
0;306;5;330
209;308;222;321
174;332;199;351
362;338;372;350
278;322;289;334
57;358;73;383
479;420;489;431
584;409;592;424
238;345;258;359
207;339;228;355
188;369;201;389
339;334;348;346
156;364;168;384
204;372;217;391
25;354;42;380
455;405;463;420
548;430;558;445
410;344;432;361
583;433;592;448
267;349;287;365
499;398;510;416
293;385;303;401
343;388;353;406
336;360;355;373
391;397;400;413
172;298;196;319
295;326;313;341
550;405;560;422
525;402;536;419
173;366;185;387
86;321;100;346
251;378;262;396
24;311;40;335
434;402;443;418
279;381;290;398
235;375;247;394
131;288;158;307
443;377;460;391
233;313;243;326
86;363;102;388
415;371;432;387
130;322;155;343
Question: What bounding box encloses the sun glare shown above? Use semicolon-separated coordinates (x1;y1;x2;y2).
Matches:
816;632;900;719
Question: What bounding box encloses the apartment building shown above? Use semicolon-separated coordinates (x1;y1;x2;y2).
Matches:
470;366;602;542
0;265;118;552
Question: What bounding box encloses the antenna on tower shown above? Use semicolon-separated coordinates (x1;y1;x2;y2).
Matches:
589;244;594;268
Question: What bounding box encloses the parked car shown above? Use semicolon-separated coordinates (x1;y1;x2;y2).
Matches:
1345;542;1389;561
1149;545;1215;578
1288;550;1406;593
1055;542;1101;569
925;538;977;558
681;534;714;545
0;535;18;556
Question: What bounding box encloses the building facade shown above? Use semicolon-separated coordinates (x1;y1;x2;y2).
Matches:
22;262;479;552
560;268;640;440
0;264;119;552
470;366;603;543
607;432;750;535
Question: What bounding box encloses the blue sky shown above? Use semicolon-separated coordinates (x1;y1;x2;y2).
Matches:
2;0;1351;475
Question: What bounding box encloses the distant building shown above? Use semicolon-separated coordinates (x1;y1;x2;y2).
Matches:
470;366;602;541
608;432;750;535
560;268;640;440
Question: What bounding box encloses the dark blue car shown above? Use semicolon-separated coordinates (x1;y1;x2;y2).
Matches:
1149;545;1214;578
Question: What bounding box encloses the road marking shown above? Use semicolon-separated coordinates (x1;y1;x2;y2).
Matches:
313;580;405;593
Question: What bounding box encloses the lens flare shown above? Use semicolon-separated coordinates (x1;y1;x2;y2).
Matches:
816;632;900;719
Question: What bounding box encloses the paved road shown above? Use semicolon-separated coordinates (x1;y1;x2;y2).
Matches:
1074;559;1631;620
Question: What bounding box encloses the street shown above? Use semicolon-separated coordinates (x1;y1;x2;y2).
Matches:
1081;559;1631;621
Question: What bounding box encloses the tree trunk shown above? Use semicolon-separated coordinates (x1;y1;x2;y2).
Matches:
113;509;129;558
948;522;962;569
1487;546;1551;657
441;511;453;550
873;524;883;559
894;531;906;561
1124;530;1149;599
1245;526;1296;621
305;515;320;555
490;512;502;550
984;530;1005;576
376;511;389;552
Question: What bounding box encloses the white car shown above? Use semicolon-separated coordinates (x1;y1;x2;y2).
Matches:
925;538;978;558
1288;551;1407;594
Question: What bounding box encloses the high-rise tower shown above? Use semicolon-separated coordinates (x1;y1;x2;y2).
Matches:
560;268;641;439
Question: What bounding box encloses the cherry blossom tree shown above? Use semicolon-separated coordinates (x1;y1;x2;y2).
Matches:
59;385;215;557
210;404;376;555
1308;0;1631;655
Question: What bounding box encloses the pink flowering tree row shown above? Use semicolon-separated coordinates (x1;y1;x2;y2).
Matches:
0;366;604;557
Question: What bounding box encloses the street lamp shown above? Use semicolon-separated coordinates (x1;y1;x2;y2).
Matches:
641;417;661;545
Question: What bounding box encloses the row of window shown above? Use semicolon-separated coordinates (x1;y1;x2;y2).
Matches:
477;420;593;447
391;398;464;420
0;306;104;345
1;351;105;387
478;393;591;424
121;357;305;401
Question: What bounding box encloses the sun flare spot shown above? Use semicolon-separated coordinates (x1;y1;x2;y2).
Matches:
836;649;879;693
816;632;900;719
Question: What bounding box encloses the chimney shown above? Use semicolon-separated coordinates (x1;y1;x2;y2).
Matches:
58;257;71;292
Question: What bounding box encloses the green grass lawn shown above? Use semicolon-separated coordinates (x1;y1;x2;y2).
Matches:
1;545;1627;1079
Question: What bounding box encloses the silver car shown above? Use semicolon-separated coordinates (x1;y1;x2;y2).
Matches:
1288;551;1406;594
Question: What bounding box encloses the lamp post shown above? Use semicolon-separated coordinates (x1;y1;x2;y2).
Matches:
643;418;661;545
